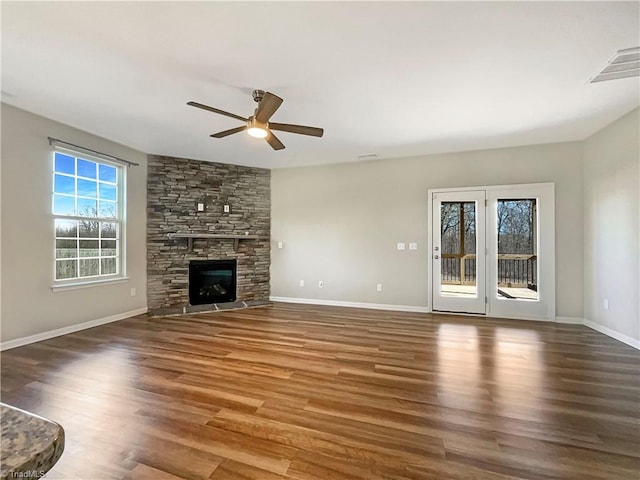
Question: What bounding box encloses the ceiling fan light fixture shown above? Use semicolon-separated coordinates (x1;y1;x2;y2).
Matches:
246;118;269;138
247;126;268;138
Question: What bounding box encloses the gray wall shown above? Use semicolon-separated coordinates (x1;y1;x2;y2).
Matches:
1;104;148;342
271;141;584;318
146;155;270;314
583;108;639;342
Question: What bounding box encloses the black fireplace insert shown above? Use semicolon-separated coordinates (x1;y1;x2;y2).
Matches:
188;259;237;305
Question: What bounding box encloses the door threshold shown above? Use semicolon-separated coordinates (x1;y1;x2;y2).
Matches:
432;310;486;316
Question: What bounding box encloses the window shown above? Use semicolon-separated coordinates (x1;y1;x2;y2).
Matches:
53;150;123;282
496;198;538;301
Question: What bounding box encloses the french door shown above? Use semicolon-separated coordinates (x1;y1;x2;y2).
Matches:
432;191;486;314
430;184;555;321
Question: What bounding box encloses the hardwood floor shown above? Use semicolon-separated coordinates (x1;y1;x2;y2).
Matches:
1;302;639;479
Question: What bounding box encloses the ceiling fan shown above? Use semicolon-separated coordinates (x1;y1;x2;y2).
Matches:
187;90;324;151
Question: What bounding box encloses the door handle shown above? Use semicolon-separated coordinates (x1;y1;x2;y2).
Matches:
434;255;440;259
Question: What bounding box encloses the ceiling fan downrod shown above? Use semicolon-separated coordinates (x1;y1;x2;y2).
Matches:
252;89;265;103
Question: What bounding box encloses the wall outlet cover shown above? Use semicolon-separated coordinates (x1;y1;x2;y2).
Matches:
409;242;418;250
397;242;406;250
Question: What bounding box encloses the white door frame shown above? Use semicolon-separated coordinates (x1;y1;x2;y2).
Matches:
427;182;555;322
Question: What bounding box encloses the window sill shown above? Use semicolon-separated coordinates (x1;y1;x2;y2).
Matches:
51;277;130;292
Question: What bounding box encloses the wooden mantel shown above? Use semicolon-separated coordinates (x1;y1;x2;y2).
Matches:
167;233;269;252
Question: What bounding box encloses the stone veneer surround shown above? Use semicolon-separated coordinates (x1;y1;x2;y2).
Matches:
146;155;270;314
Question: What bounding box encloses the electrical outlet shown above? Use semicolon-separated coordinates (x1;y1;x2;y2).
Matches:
299;280;304;287
397;242;406;251
376;283;383;292
318;280;324;288
409;242;418;250
277;241;283;249
197;203;205;212
603;299;609;310
223;204;230;213
130;288;136;297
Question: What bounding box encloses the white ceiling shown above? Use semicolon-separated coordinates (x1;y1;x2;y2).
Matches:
2;1;639;169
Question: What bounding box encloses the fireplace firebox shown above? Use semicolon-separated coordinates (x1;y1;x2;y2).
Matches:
188;259;237;305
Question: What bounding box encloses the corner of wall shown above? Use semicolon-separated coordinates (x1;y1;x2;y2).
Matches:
581;107;640;347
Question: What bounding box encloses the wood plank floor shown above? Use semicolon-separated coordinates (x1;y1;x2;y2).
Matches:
1;303;639;480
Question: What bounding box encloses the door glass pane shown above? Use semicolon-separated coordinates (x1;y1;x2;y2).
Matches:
441;201;477;297
497;199;538;301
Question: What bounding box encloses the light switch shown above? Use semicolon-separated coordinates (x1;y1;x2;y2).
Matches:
223;204;230;213
197;203;205;212
397;242;406;251
277;241;283;249
409;242;418;250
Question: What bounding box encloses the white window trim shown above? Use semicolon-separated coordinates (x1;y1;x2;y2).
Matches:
51;277;130;292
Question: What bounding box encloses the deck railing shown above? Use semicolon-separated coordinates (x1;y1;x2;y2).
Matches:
441;254;536;289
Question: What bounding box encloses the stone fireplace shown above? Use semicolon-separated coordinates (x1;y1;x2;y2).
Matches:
146;155;270;315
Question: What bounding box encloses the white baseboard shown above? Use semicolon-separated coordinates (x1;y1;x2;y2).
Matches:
583;319;640;350
269;296;431;313
0;307;148;351
555;316;585;324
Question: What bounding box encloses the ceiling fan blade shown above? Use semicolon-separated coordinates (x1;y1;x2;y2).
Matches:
255;92;283;123
265;131;285;150
187;101;247;122
210;126;247;138
269;122;324;137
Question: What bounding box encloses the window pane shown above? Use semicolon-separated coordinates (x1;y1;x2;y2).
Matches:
79;258;99;277
101;222;118;238
53;195;75;215
101;257;117;275
77;159;97;179
101;240;117;256
77;198;98;217
56;239;77;258
440;201;477;298
54;153;75;175
79;220;99;238
497;199;538;301
99;164;117;183
98;201;117;218
54;174;75;195
77;179;97;198
56;259;77;280
55;219;77;237
79;240;99;257
99;183;116;201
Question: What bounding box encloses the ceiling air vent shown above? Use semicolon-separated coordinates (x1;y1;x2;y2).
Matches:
589;46;639;83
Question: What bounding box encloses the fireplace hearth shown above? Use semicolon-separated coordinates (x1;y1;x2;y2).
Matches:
189;259;237;305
